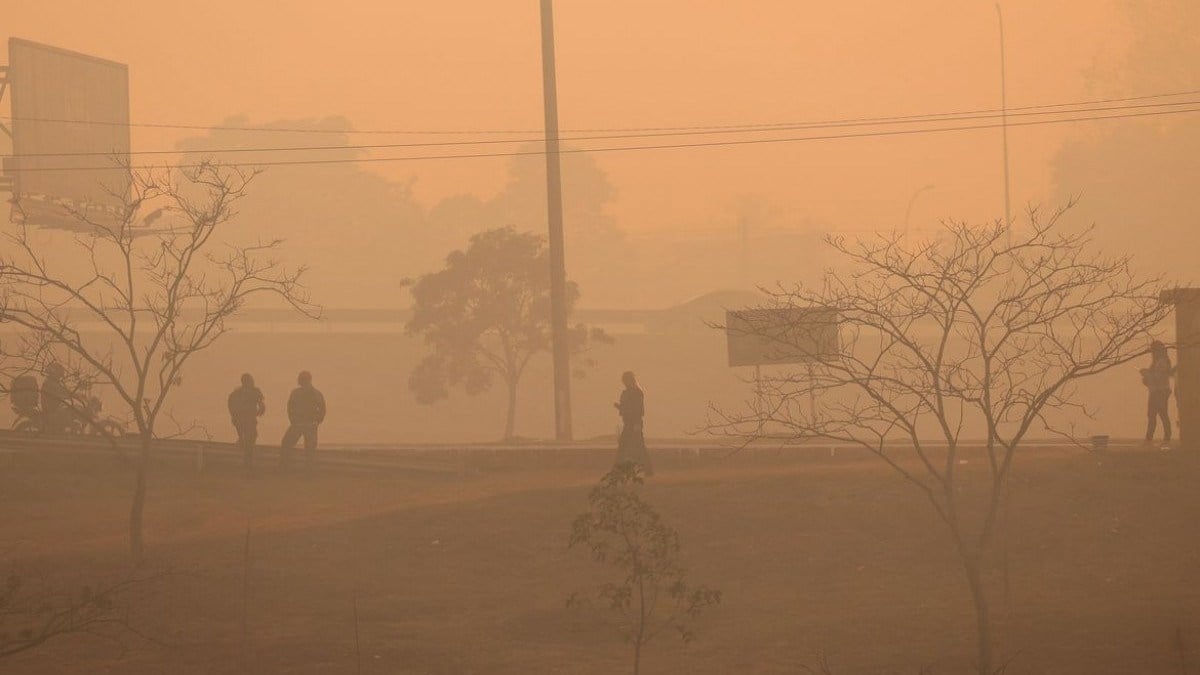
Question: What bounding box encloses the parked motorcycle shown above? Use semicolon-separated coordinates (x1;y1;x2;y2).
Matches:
9;375;126;437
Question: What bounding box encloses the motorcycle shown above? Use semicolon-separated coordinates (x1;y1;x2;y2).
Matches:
9;376;126;437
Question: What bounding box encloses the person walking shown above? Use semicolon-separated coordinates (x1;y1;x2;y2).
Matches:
613;371;653;476
227;373;266;469
281;370;326;470
1140;340;1175;449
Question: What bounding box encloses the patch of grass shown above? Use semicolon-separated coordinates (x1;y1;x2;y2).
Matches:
1;450;1198;673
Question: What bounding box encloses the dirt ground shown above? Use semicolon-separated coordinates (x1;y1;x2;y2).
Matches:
2;446;1199;674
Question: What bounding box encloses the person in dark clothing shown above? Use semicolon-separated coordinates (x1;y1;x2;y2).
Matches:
613;371;653;476
281;370;326;469
1141;340;1175;447
228;373;266;469
40;363;71;434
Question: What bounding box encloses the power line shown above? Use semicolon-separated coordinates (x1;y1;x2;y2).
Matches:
8;105;1199;173
9;97;1200;159
1;87;1198;137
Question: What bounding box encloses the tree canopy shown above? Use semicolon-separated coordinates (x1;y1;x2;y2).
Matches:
404;227;606;439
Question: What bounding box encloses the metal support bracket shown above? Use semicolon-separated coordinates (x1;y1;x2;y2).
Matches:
0;65;13;195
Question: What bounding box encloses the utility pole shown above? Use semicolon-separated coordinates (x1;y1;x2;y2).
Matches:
996;3;1013;246
540;0;573;441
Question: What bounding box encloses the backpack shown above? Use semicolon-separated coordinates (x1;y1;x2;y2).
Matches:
10;375;39;413
229;386;262;419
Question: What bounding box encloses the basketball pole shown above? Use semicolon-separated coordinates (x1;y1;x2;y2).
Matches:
540;0;573;442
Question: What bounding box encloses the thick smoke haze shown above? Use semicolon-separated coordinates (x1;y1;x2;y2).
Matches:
1;3;1198;674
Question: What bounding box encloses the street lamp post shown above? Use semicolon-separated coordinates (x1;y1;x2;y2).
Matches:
903;183;936;235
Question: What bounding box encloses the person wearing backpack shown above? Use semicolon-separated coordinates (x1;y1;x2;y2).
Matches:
1140;340;1175;448
40;363;72;434
228;373;266;469
9;374;40;431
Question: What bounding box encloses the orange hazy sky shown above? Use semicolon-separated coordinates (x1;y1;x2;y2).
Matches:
4;1;1135;236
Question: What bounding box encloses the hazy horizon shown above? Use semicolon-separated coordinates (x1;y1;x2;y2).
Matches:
9;1;1194;309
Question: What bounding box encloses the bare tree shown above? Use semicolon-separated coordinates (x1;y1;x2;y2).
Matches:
706;204;1171;674
0;161;318;560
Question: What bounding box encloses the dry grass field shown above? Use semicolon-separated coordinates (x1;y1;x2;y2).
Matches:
2;445;1199;674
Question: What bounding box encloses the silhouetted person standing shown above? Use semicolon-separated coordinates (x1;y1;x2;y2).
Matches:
614;371;653;476
281;370;325;469
228;373;266;469
1141;340;1175;448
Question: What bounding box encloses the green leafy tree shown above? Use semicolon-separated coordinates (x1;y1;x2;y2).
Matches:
425;146;631;307
570;463;721;675
404;227;608;440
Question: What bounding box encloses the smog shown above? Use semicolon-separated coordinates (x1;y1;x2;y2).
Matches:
1;3;1198;673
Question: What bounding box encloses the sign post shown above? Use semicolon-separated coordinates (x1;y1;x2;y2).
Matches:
725;307;840;368
726;307;840;431
1162;289;1200;450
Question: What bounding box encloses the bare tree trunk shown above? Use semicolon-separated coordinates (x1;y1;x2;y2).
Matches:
963;556;993;675
634;572;646;675
129;432;151;561
242;526;251;653
353;592;362;675
504;377;518;441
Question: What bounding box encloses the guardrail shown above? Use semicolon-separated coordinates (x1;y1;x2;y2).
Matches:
0;429;1135;475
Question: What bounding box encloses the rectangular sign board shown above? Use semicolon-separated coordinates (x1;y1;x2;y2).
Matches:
7;38;130;228
726;307;840;367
